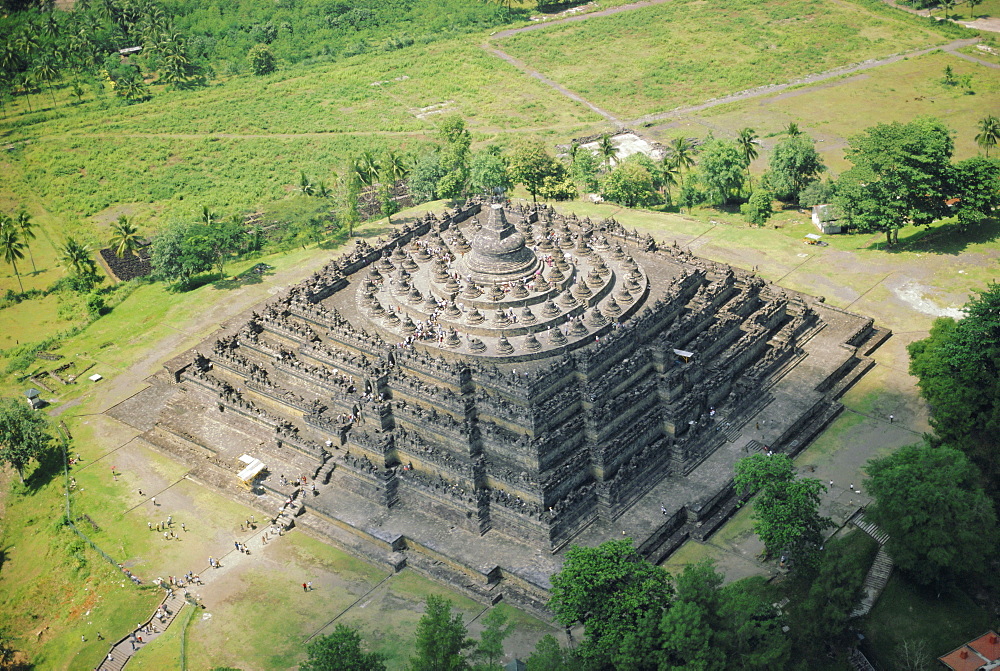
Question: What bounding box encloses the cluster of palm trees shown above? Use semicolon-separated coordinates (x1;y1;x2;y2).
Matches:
938;0;983;19
0;211;35;293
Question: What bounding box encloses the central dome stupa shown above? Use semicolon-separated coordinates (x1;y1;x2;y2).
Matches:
459;203;540;285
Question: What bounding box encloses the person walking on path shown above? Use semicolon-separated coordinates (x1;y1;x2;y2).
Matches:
302;583;308;592
151;496;156;506
307;581;313;591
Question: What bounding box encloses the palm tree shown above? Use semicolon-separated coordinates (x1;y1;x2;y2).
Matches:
940;0;956;18
0;220;26;292
969;0;981;18
354;151;381;188
58;236;96;277
14;211;37;273
785;122;802;137
314;180;331;199
382;149;409;186
667;136;698;191
737;128;759;190
598;134;616;172
975;115;1000;158
659;160;680;204
109;215;141;258
201;206;217;227
297;171;315;196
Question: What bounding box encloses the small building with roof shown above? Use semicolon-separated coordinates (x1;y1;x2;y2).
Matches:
812;204;844;234
939;631;1000;671
24;388;44;410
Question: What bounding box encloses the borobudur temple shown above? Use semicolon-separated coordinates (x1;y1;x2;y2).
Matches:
125;199;887;614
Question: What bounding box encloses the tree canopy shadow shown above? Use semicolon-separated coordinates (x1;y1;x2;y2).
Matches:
864;217;1000;256
212;263;274;290
22;443;64;493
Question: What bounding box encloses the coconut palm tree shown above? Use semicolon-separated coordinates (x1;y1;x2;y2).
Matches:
109;215;141;258
354;151;381;188
598;134;616;172
785;122;802;137
969;0;981;18
667;136;698;191
14;210;36;273
58;236;96;278
297;171;315;196
659;160;680;204
940;0;956;19
382;149;409;186
737;128;759;190
0;219;26;292
975;114;1000;158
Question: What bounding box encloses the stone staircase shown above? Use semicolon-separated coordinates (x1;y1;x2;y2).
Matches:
316;458;337;485
743;439;765;455
96;590;188;671
847;647;876;671
852;512;890;546
275;488;305;530
850;511;894;618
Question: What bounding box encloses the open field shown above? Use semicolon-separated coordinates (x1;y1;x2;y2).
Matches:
496;0;954;118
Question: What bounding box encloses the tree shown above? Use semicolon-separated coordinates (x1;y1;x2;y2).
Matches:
474;607;514;670
109;215;141;258
740;190;773;226
58;236;97;279
717;582;791;670
793;537;867;643
785;122;802;137
300;624;387;671
601;156;659;208
468;151;511;196
297;171;315;196
437;115;472;199
150;221;213;283
907;283;1000;492
598;133;616;171
526;635;573;671
32;56;59;109
975;114;1000;159
247;43;276;75
335;167;362;237
572;148;600;193
191;217;243;276
0;218;26;292
14;210;37;273
549;539;672;666
766;134;826;203
697;139;748;205
736;128;758;189
734;453;832;568
506;142;567;203
835;117;954;246
0;397;55;483
667;136;697;191
950;155;1000;232
940;0;955;18
865;442;997;585
408;150;443;204
969;0;981;17
797;178;836;208
354;151;381;189
409;595;474;671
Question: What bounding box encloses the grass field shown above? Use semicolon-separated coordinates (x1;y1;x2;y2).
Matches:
497;0;952;118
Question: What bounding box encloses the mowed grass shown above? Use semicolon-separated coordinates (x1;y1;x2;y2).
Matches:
695;50;1000;173
497;0;948;118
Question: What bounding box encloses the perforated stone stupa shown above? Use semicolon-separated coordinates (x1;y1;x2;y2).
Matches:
138;199;887;615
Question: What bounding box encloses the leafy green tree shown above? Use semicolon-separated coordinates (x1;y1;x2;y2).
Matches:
0;217;26;292
736;128;758;189
468;151;511;196
526;635;573;671
335;167;362;237
549;539;672;667
975;114;1000;159
437;115;472;199
408;150;444;204
109;214;141;258
409;595;474;671
150;221;213;283
247;43;276;75
865;442;997;585
0;396;55;483
300;624;387;671
572;148;600;193
192;217;243;276
907;283;1000;490
507;142;567;203
950;155;1000;232
835;117;954;246
14;210;37;273
797;178;836;208
474;607;514;670
766;134;826;203
734;453;832;568
741;190;773;226
601;156;659;208
698;138;748;205
793;537;866;643
717;582;791;670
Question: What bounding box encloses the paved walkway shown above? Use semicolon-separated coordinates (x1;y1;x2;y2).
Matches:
94;514;289;670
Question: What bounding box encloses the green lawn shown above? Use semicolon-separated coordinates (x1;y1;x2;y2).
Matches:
497;0;949;119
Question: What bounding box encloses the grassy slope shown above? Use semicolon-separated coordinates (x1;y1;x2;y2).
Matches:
497;0;948;118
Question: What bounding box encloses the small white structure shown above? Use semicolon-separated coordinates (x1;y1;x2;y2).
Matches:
236;454;267;490
812;204;844;234
89;373;103;382
577;131;666;166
